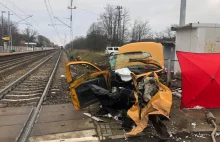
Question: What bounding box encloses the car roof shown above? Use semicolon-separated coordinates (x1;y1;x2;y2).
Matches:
118;42;164;66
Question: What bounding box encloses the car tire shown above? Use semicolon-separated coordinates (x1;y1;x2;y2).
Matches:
109;52;114;56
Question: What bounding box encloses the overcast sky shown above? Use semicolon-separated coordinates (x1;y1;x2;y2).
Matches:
1;0;220;45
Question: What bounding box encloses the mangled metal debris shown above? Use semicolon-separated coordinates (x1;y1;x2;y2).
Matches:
83;113;106;122
65;42;172;139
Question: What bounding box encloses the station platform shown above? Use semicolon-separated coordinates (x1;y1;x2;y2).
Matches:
0;50;55;58
0;51;36;57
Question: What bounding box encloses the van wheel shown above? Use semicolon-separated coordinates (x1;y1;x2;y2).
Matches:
109;52;114;56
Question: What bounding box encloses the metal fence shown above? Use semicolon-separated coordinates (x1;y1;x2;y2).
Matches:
164;59;179;72
164;59;180;82
0;46;54;52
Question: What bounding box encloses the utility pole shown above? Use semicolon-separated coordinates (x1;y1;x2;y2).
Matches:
116;6;122;46
109;16;112;47
70;0;73;50
8;11;10;51
1;11;6;52
64;33;67;46
9;13;14;51
67;0;76;50
104;16;112;47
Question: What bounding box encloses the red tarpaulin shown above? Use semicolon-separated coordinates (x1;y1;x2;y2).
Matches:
177;51;220;108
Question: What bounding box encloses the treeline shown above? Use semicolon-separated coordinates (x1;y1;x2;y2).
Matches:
0;17;55;47
66;4;177;51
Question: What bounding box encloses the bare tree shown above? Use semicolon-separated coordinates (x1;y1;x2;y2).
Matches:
22;27;38;43
87;22;105;35
99;5;118;46
163;27;175;39
37;35;51;47
86;22;107;51
160;24;178;41
121;8;131;44
131;18;151;42
99;5;131;46
154;31;165;42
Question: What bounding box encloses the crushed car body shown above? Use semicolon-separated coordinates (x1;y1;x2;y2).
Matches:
65;42;172;138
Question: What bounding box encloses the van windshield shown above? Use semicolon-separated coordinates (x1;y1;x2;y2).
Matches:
110;52;162;73
108;48;113;50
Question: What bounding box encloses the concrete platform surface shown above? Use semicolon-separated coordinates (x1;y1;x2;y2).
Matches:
30;104;96;141
0;51;36;57
2;99;218;142
0;106;33;142
29;129;99;142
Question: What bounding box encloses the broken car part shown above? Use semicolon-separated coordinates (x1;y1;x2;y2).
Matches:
65;42;172;138
84;113;106;122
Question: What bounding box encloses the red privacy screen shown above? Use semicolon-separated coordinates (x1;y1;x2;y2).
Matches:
177;51;220;108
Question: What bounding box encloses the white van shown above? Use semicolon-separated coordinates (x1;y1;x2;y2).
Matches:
105;47;119;55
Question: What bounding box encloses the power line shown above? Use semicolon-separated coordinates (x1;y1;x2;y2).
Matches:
74;2;104;9
7;0;54;42
0;2;27;23
46;0;62;43
0;1;56;44
75;6;100;16
8;0;26;15
44;0;62;43
47;0;64;43
47;0;56;25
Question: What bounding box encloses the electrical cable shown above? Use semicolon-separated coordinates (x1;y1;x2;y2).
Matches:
7;0;56;43
0;2;57;44
44;0;63;44
75;6;100;16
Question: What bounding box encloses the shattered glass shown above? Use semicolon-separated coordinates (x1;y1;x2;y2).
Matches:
112;52;161;74
109;55;117;70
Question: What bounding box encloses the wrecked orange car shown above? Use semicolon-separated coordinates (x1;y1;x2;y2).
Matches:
65;42;172;138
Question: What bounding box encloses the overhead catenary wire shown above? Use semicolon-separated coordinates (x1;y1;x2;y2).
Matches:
75;6;100;16
0;3;35;35
47;0;66;39
7;0;56;43
0;2;56;44
47;0;57;27
69;0;74;49
47;0;67;45
44;0;63;44
0;2;29;24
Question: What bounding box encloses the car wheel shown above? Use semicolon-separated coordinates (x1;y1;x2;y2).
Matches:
109;52;114;56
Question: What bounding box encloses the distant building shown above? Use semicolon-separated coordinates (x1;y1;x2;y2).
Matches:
172;23;220;71
24;42;37;50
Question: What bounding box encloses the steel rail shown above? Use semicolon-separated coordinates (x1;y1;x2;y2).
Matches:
16;51;62;142
0;51;57;99
0;54;44;70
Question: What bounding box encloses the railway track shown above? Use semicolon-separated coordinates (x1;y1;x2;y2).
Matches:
0;50;54;79
0;50;62;142
43;51;71;105
0;51;61;106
